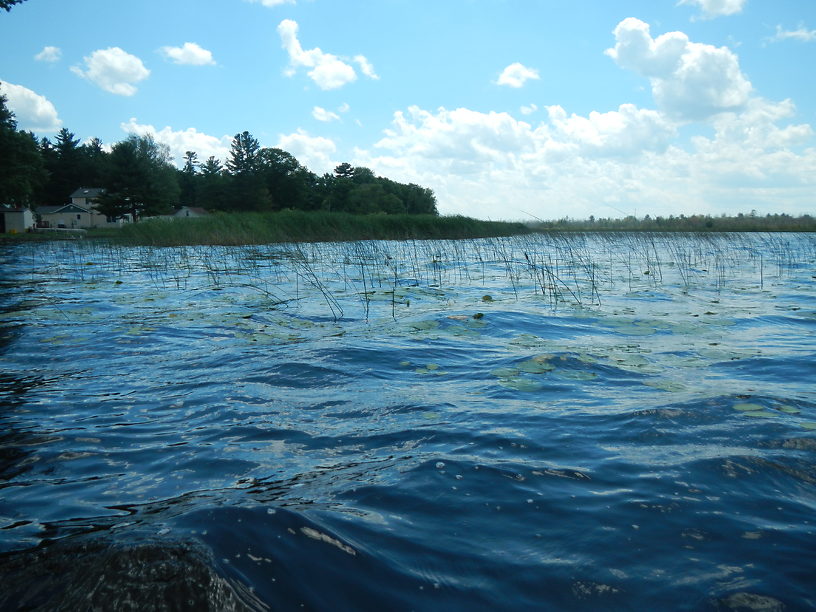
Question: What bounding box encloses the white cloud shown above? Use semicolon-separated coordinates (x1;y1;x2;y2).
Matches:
349;18;815;221
245;0;295;5
160;42;216;66
606;18;752;121
770;24;816;43
312;106;340;122
0;81;61;132
276;129;337;174
678;0;746;19
71;47;150;96
354;55;379;80
496;62;540;88
546;104;676;157
338;102;351;113
520;104;538;116
120;118;232;165
277;20;376;90
34;46;61;62
352;100;816;221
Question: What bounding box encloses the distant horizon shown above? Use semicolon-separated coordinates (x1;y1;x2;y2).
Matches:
2;0;815;221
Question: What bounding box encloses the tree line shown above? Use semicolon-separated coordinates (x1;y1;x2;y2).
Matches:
533;212;816;232
0;91;438;220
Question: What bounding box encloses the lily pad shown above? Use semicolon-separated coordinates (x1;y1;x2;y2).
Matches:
644;380;686;392
518;359;555;374
743;410;777;419
409;320;439;331
509;334;548;348
557;370;597;381
498;378;543;392
491;367;520;378
733;402;764;412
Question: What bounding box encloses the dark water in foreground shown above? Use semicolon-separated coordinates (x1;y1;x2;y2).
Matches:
1;233;815;610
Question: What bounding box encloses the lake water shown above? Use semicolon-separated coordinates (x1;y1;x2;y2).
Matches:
1;232;814;610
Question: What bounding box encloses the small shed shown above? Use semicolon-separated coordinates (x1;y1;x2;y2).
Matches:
174;206;210;219
0;207;35;233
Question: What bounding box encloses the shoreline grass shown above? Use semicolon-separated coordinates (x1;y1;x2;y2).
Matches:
90;211;532;246
4;210;814;247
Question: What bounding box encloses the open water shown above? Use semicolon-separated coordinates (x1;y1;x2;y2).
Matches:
1;232;815;610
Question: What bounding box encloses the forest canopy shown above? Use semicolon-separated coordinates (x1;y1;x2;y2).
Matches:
0;92;438;219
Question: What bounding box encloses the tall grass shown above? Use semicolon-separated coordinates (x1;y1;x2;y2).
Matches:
104;211;531;247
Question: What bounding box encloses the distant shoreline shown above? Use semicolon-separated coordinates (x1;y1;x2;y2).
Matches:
3;210;814;247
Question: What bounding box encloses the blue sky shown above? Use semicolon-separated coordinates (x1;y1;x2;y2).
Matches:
2;0;815;220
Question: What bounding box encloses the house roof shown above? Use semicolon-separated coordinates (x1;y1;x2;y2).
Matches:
1;206;32;213
70;187;105;199
37;204;92;215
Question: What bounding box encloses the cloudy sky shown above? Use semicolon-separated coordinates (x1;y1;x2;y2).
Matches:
1;0;815;220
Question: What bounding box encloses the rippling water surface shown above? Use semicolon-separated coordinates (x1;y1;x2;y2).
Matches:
1;232;815;610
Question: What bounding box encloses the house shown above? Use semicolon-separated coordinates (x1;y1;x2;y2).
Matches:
36;203;97;229
70;187;106;209
36;187;131;229
0;206;35;233
173;206;209;219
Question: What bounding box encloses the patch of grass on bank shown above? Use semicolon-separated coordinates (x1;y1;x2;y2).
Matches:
0;229;87;243
97;211;531;246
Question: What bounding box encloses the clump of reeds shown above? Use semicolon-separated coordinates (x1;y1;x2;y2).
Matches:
100;211;531;247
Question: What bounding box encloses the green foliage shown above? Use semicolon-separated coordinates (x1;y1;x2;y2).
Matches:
0;0;27;11
0;91;46;205
98;134;180;220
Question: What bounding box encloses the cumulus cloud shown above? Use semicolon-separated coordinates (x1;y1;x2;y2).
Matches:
71;47;150;96
276;129;337;173
0;81;61;131
520;104;538;116
349;18;815;220
160;42;215;66
312;106;340;122
770;24;816;43
352;99;816;221
546;104;676;157
678;0;746;19
277;20;376;90
606;18;752;121
354;55;379;80
120;118;232;165
245;0;295;5
496;62;540;88
34;46;61;62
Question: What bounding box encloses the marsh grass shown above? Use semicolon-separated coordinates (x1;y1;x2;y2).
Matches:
103;211;531;247
22;230;815;321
